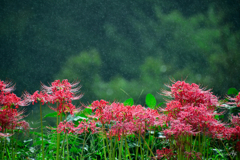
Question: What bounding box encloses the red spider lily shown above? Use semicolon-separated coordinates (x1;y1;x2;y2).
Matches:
223;114;240;141
163;120;198;139
24;90;52;105
156;148;174;160
0;80;15;93
57;120;97;135
0;108;29;135
24;80;83;116
0;92;21;108
57;120;76;134
231;113;240;127
90;100;167;140
0;80;30;137
184;151;202;160
163;81;218;109
0;80;28;108
40;80;83;115
228;92;240;107
91;99;109;113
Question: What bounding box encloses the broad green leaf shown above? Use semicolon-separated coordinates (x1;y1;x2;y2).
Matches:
227;88;238;95
145;93;156;109
124;98;134;106
67;115;86;122
44;112;65;118
83;108;92;115
44;112;57;118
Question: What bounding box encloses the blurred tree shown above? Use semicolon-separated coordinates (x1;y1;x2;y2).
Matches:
54;49;101;104
0;0;239;104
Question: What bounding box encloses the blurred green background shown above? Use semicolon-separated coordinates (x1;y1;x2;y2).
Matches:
1;0;240;109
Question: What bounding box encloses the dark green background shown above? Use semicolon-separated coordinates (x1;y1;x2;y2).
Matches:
1;0;240;107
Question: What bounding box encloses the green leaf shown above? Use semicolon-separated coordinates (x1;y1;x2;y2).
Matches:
44;112;57;118
227;88;238;95
214;148;224;158
124;98;134;106
83;108;92;115
67;115;85;122
145;93;156;109
157;102;165;107
44;112;65;118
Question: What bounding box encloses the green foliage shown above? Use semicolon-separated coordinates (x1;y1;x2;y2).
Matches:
145;93;157;109
44;112;58;118
55;49;102;103
124;98;134;106
227;88;238;95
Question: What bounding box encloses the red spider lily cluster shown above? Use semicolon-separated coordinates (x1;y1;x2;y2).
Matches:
228;92;240;107
89;100;167;140
57;120;97;134
184;151;202;160
2;78;240;158
161;80;240;154
156;148;174;160
24;79;83;115
161;81;226;138
0;80;29;137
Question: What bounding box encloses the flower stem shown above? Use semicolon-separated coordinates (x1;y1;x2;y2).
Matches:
40;103;44;160
219;139;233;160
56;112;62;160
66;133;69;160
135;131;141;160
11;129;14;160
118;135;124;160
140;134;156;160
80;131;87;159
125;136;132;160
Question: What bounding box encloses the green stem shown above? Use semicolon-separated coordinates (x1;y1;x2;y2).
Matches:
80;131;87;159
109;137;113;160
150;128;156;155
219;139;233;160
118;135;124;160
125;136;132;160
56;112;62;160
113;137;117;159
11;129;14;160
61;133;66;159
2;136;6;160
140;134;157;160
40;103;44;160
101;124;107;160
66;133;69;160
135;130;141;160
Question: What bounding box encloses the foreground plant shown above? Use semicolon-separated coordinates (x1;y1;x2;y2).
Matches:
2;79;240;159
0;80;30;160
